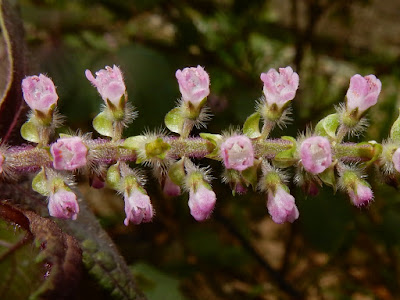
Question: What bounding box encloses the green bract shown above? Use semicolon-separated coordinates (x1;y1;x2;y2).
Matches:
93;111;114;138
243;112;261;138
21;120;40;144
315;113;340;139
164;107;184;134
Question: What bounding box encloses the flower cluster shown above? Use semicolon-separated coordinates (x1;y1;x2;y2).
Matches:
0;62;394;227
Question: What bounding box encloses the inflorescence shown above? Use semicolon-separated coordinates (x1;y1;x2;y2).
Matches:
0;64;397;225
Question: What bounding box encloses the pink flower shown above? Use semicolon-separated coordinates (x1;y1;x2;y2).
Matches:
85;65;126;105
188;185;216;221
163;176;181;197
392;148;400;173
347;182;373;207
300;136;332;174
175;66;210;105
51;137;88;170
346;74;382;114
48;189;79;220
221;135;254;171
267;186;299;224
124;189;153;225
21;74;58;113
260;66;299;108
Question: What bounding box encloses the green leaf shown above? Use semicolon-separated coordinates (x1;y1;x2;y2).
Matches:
0;0;27;143
164;107;184;134
0;203;82;299
243;112;261;138
315;113;340;139
199;133;221;159
131;263;187;300
2;181;146;300
93;111;114;137
20;120;40;143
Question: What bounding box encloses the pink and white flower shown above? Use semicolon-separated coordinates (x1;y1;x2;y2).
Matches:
221;135;254;171
85;65;126;106
175;66;210;106
260;66;299;109
188;185;216;221
392;148;400;173
48;189;79;220
300;136;332;174
347;182;373;207
267;186;299;224
346;74;381;115
124;189;153;225
22;74;58;113
51;137;88;170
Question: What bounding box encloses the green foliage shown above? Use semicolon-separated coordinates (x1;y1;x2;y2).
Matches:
132;263;187;300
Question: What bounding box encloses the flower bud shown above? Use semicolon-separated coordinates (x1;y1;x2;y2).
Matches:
50;136;88;170
85;65;126;106
188;184;216;221
220;135;254;171
392;148;400;173
48;189;79;220
300;136;332;174
267;186;299;224
124;188;153;225
175;65;210;106
348;182;373;207
260;66;299;109
22;74;58;114
341;171;373;207
346;74;381;116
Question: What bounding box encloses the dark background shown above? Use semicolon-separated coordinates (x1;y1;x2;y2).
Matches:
2;0;400;299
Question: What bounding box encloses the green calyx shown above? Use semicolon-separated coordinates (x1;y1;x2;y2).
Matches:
341;170;358;188
262;103;282;122
145;137;170;160
341;109;360;128
123;175;141;194
187;171;208;192
264;171;281;191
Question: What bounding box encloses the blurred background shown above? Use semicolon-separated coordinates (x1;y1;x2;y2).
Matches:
4;0;400;299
